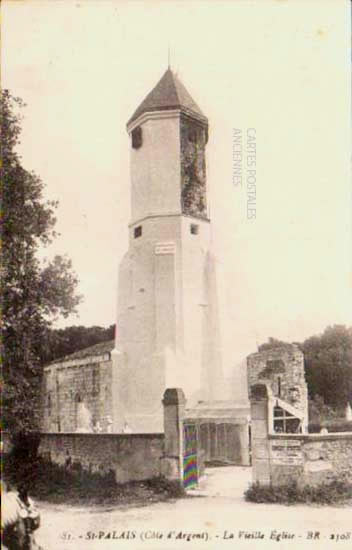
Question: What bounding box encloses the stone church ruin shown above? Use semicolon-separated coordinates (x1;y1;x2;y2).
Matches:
40;68;351;489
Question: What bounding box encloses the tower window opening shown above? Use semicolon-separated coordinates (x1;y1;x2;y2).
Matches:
277;376;281;397
190;224;199;235
134;225;142;238
131;126;142;149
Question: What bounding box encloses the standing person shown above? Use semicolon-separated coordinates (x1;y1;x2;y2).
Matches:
1;481;42;550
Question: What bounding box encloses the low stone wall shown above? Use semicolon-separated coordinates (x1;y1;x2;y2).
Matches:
269;433;352;487
250;386;352;488
39;433;164;484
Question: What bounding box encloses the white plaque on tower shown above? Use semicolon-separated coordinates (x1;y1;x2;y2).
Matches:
154;242;176;255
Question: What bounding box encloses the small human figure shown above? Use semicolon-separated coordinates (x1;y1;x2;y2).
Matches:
93;421;102;433
65;450;72;468
106;416;113;433
122;421;132;434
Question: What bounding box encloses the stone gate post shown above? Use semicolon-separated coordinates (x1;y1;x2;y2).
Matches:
250;384;271;485
160;388;186;486
238;422;251;466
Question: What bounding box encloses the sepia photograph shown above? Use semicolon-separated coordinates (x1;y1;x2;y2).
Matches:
2;1;352;549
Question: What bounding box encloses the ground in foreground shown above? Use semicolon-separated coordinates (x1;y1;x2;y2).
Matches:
35;467;351;550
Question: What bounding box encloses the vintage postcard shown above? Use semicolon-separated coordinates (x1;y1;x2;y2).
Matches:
2;1;352;549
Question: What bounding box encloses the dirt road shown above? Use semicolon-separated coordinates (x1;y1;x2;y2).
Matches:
35;467;351;550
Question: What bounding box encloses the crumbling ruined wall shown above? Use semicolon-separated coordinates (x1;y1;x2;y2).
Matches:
247;344;308;422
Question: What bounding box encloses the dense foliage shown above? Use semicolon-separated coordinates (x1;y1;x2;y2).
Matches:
245;480;352;505
2;90;82;435
42;324;115;363
308;420;352;433
302;325;352;408
3;454;184;506
308;394;338;423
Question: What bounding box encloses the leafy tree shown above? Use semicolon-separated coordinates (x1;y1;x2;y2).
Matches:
308;395;337;423
42;324;115;363
302;325;352;409
2;90;82;435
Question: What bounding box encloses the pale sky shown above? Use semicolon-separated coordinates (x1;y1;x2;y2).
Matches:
3;0;352;372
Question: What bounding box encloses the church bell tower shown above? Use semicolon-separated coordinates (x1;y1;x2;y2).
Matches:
111;68;224;432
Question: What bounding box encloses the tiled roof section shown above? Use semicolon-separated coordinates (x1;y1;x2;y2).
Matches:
127;69;207;126
50;340;115;364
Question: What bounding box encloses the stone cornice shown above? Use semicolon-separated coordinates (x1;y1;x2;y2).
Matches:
269;432;352;442
127;108;207;133
44;353;111;371
128;213;210;228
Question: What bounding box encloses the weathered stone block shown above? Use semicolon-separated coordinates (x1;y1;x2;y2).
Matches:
253;460;271;485
253;440;270;459
251;404;268;421
252;420;269;439
304;460;332;473
160;457;179;480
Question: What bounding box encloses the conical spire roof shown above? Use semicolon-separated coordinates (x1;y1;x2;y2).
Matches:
127;69;207;126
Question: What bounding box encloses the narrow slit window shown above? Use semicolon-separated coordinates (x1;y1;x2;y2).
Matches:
47;393;52;416
131;126;142;149
134;225;142;238
190;224;199;235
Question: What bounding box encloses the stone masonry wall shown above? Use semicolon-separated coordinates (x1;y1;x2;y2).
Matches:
42;356;113;433
250;387;352;488
269;433;352;487
38;433;164;484
247;345;308;423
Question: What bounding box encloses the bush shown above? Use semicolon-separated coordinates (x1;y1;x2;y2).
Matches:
144;477;185;499
245;481;352;505
308;420;352;433
3;449;185;506
308;395;339;423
